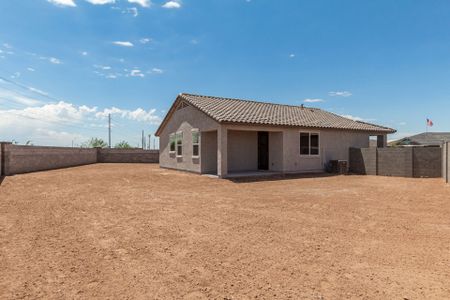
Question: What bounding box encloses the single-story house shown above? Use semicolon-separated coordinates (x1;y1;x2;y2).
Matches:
155;93;396;178
389;132;450;147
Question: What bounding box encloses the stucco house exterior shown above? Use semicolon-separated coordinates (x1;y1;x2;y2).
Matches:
155;93;396;178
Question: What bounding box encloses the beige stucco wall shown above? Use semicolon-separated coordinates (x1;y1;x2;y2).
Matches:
201;131;217;174
283;128;370;172
227;130;258;172
159;104;219;173
269;132;284;172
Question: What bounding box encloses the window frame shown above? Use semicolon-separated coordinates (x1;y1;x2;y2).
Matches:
176;131;183;157
299;131;320;157
191;129;200;158
169;133;176;153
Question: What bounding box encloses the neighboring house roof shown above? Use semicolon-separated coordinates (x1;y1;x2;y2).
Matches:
155;93;396;136
390;132;450;146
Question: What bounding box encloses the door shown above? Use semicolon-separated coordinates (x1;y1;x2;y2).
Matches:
258;131;269;170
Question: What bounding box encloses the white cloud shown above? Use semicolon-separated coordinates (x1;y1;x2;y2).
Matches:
127;7;139;17
19;101;97;122
128;0;151;8
94;64;112;70
96;107;161;124
289;53;295;58
0;90;42;106
303;98;324;103
28;86;49;97
130;69;145;77
85;0;115;4
162;0;181;8
40;56;62;64
112;41;134;47
140;38;151;44
49;57;62;64
340;114;375;122
329;91;352;97
27;67;35;72
47;0;77;7
148;68;163;74
81;51;88;56
11;72;21;79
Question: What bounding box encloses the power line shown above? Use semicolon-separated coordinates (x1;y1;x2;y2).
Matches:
0;110;108;134
0;75;62;104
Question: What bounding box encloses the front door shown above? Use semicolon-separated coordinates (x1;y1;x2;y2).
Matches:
258;131;269;170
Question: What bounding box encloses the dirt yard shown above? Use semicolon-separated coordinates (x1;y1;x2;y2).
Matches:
0;164;449;299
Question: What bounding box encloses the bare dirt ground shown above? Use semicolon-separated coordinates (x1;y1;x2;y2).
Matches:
0;164;449;299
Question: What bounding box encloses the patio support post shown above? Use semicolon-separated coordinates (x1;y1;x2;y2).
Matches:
217;126;228;178
377;135;387;148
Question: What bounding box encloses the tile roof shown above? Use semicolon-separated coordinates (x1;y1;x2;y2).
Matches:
156;93;396;135
391;132;450;146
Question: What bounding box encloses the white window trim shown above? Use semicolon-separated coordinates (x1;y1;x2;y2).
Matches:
299;131;321;157
192;129;200;158
169;133;176;154
176;131;183;157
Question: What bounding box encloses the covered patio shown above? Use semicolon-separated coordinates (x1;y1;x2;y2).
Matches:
201;128;284;178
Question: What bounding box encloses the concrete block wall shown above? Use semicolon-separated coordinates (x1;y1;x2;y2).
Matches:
377;148;413;177
413;147;442;178
0;143;159;176
444;142;449;184
2;144;97;176
0;143;4;177
98;149;159;163
350;147;443;178
349;148;377;175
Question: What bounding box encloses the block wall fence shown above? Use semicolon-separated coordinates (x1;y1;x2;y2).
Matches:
349;147;443;178
0;142;159;176
444;142;449;184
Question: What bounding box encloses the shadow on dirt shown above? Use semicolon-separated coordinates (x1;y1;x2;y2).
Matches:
227;172;344;184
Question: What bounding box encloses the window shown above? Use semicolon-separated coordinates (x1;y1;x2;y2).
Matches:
300;133;310;155
176;131;183;156
300;132;320;156
192;130;200;157
310;133;319;155
169;133;176;153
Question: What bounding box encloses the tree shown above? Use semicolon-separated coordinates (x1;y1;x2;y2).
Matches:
115;141;132;149
83;138;108;148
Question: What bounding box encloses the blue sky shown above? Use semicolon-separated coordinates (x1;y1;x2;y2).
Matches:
1;0;449;146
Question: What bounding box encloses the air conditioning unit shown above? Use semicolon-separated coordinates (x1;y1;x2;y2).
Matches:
329;160;348;174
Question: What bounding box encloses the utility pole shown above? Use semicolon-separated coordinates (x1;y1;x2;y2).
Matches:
142;130;145;150
108;113;111;148
148;134;151;150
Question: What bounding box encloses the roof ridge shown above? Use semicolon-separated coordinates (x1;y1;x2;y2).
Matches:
180;93;321;110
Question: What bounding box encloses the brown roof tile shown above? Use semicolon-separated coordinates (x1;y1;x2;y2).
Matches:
178;93;396;133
